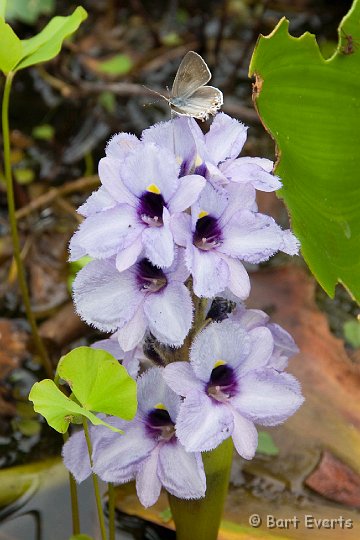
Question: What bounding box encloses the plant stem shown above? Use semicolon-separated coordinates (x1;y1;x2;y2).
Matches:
82;418;108;540
108;483;116;540
2;72;53;378
63;431;81;535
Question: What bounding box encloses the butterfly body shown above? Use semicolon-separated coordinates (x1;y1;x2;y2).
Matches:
166;51;223;121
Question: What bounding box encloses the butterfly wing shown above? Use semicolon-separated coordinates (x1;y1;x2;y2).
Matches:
170;86;223;120
172;51;211;99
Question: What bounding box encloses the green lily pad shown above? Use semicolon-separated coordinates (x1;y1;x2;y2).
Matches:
58;347;137;420
29;379;123;434
249;0;360;302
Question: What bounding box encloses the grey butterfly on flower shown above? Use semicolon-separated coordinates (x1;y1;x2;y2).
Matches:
159;51;223;121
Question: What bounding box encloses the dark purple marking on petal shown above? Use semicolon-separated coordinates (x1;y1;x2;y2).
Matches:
194;162;208;178
206;364;238;402
146;408;176;442
138;191;166;227
136;258;168;292
193;214;222;251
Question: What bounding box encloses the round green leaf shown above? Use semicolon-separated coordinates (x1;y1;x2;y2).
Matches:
249;0;360;302
57;347;137;421
29;379;124;434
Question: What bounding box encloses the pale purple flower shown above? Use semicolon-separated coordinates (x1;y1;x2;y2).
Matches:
164;320;304;460
142;114;281;192
63;369;206;507
172;182;299;298
70;141;205;270
228;304;299;371
73;251;193;351
189;112;282;191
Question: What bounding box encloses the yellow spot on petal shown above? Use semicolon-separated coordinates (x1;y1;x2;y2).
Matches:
147;183;161;194
176;155;183;165
214;360;226;368
195;154;203;167
154;402;166;410
198;210;209;219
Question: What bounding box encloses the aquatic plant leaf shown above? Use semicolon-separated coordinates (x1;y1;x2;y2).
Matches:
15;6;87;70
58;346;137;420
256;431;279;456
29;379;123;434
0;17;22;74
249;0;360;302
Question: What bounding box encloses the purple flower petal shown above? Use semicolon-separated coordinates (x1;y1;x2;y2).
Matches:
115;236;143;272
91;336;125;359
168;175;206;213
136;446;162;507
232;370;304;426
93;422;155;483
237;327;274;377
68;230;87;261
230;410;258;460
116;303;147;351
171;213;192;247
190;247;229;298
221;158;282;192
62;430;92;483
144;283;192;347
142;210;174;268
73;260;141;332
175;390;233;452
164;362;204;396
204;113;247;164
190;320;251;380
137;368;181;423
142;117;196;175
158;441;206;499
71;206;139;259
221;210;299;263
219;255;250;300
98;158;137;206
78;186;116;217
121;143;179;200
105;133;140;159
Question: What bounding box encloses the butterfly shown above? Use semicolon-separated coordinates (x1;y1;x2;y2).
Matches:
156;51;223;121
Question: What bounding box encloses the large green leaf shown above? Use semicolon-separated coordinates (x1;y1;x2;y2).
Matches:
29;379;123;434
0;7;87;74
57;347;137;420
16;6;87;70
0;17;22;74
249;0;360;302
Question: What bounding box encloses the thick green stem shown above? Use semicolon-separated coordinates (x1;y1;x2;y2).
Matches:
108;483;115;540
168;438;233;540
63;431;81;535
2;72;53;378
82;418;108;540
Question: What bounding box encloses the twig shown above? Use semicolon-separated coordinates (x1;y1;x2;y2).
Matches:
15;175;99;219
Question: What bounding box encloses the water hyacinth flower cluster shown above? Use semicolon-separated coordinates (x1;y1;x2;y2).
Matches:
64;112;304;506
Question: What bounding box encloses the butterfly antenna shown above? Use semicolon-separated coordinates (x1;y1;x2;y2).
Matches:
142;85;168;102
